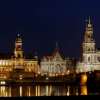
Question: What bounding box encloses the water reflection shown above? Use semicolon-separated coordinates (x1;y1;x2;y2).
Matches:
27;86;31;96
80;85;87;95
0;86;6;97
19;86;22;96
0;84;97;97
0;86;11;97
75;88;79;96
66;86;70;96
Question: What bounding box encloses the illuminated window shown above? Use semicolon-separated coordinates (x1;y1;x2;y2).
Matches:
29;69;31;72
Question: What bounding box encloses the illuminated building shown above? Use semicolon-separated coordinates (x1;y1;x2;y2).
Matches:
40;43;74;76
0;34;39;80
77;17;100;73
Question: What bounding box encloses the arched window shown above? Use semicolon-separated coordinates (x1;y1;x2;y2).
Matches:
88;57;90;62
88;48;90;51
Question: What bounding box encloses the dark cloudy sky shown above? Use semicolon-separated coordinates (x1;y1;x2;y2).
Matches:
0;0;100;58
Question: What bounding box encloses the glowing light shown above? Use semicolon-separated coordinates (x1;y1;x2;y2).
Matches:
19;86;22;96
35;85;40;96
19;75;23;80
76;70;79;74
50;85;52;96
76;88;79;96
46;85;49;96
81;74;87;85
0;81;6;85
38;71;40;74
46;77;49;80
62;73;64;75
27;86;31;96
67;86;70;96
66;70;70;75
0;86;7;97
37;86;40;96
81;86;87;95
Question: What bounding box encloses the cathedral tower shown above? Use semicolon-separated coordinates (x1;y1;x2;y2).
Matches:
82;17;96;64
14;33;24;70
14;34;23;59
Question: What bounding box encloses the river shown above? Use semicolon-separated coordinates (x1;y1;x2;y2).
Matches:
0;84;99;97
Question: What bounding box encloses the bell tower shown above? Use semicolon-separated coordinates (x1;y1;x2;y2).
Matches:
14;34;23;59
82;17;96;64
14;33;24;70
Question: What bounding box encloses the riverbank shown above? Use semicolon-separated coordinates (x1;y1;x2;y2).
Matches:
0;71;100;86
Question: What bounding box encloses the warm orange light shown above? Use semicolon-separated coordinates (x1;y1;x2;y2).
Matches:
0;81;6;85
81;85;87;95
81;74;87;85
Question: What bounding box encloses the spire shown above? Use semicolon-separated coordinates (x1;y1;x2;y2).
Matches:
17;33;21;39
84;16;93;42
34;50;38;60
14;32;23;58
17;33;20;37
88;16;91;25
52;41;60;57
87;16;92;28
55;41;59;50
16;33;22;42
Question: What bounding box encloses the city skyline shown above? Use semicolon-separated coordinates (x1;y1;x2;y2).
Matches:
0;17;98;59
0;1;100;97
0;0;100;59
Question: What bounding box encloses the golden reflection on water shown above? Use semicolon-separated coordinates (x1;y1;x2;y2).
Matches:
76;88;79;96
81;85;87;95
0;86;8;97
66;86;70;96
35;85;53;96
49;85;52;96
27;86;31;96
35;85;40;96
8;87;11;97
0;85;90;97
46;85;49;96
81;74;87;85
19;86;22;96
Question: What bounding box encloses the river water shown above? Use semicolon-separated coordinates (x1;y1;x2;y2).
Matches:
0;84;99;97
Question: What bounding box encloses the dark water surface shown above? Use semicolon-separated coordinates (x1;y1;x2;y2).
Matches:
0;84;99;97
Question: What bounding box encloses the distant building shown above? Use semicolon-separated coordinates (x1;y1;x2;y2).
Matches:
76;17;100;73
40;43;74;76
66;57;76;74
0;34;39;79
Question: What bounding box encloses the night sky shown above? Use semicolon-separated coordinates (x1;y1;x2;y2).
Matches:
0;0;100;58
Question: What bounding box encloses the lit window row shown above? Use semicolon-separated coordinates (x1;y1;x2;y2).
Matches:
0;60;12;66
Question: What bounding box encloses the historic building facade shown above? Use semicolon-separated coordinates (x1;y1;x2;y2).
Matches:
0;34;39;80
40;44;74;76
76;17;100;73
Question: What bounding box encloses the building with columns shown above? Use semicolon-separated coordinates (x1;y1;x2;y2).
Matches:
76;17;100;73
0;34;39;80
